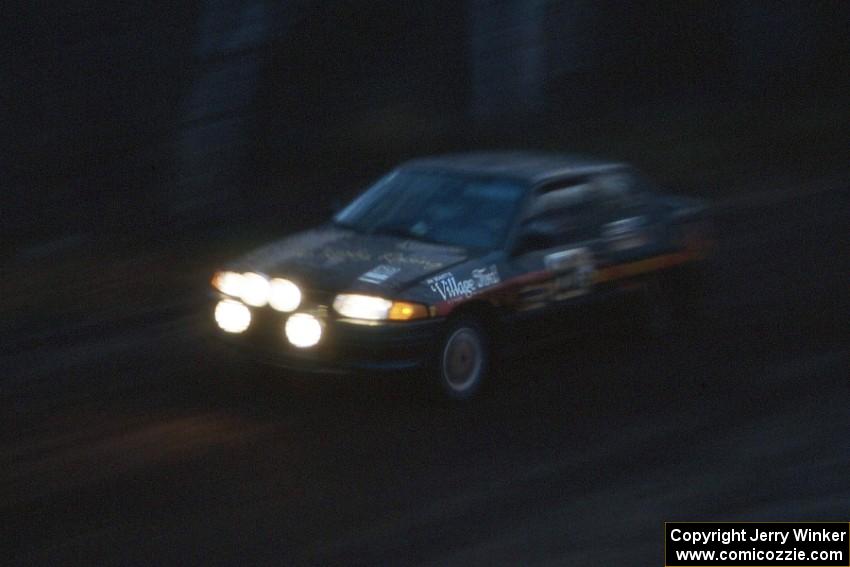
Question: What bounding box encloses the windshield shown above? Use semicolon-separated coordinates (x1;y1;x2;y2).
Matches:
334;170;526;249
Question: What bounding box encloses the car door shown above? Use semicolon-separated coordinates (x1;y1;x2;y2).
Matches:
507;177;609;314
594;170;667;263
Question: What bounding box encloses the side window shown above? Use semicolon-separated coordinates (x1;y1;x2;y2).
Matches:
591;171;659;250
527;180;594;219
518;179;597;251
590;171;650;219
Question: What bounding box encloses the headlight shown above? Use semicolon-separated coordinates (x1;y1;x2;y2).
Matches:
240;272;270;307
268;278;301;312
211;271;245;297
333;294;428;321
285;313;322;347
214;299;251;333
333;294;392;320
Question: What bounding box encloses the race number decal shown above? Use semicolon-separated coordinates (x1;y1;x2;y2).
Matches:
544;247;595;300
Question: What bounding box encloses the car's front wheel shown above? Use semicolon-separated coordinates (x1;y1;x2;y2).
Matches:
435;318;489;401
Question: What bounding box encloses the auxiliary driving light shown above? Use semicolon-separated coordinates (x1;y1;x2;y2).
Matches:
269;278;301;312
240;272;270;307
211;271;245;297
285;313;322;348
214;299;251;333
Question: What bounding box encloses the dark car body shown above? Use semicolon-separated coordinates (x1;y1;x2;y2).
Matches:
211;151;711;376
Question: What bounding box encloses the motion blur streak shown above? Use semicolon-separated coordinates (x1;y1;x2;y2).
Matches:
5;1;850;564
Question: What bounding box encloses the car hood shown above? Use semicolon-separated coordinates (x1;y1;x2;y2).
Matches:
228;225;469;294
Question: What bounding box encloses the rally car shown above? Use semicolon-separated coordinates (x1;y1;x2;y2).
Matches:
210;152;712;399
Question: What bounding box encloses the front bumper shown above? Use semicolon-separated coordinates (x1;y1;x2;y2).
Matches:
211;301;444;373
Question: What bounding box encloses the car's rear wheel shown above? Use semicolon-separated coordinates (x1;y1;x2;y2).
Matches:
436;318;489;401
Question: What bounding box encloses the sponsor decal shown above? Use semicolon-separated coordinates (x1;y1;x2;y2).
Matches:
358;264;401;284
544;247;595;300
237;228;349;267
428;272;475;300
321;247;372;267
428;265;500;301
472;265;500;287
377;251;446;270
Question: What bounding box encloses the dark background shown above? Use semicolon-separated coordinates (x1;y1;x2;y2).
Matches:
7;1;849;247
4;3;850;565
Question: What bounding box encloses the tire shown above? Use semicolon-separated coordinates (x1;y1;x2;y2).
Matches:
435;317;490;401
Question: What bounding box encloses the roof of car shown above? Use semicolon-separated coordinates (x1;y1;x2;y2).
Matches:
400;151;625;184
